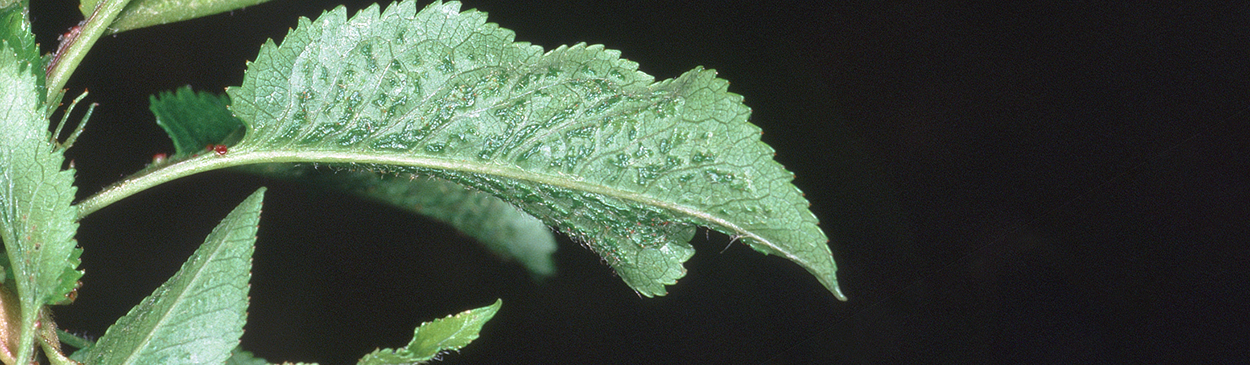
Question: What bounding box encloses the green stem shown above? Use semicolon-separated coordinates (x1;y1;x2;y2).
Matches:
14;301;36;365
37;309;76;365
75;152;242;220
55;329;95;351
44;0;131;96
76;149;375;220
78;149;454;219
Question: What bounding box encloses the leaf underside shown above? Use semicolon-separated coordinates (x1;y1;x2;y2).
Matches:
247;163;560;277
0;6;83;363
78;188;261;365
226;0;842;298
149;87;557;277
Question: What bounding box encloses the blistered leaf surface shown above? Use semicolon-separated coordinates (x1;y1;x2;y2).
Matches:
148;87;557;276
227;0;841;298
79;189;262;365
357;299;500;364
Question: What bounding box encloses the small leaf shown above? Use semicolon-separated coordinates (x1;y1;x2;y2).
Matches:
80;0;274;34
226;0;844;298
224;347;269;365
150;86;245;158
357;299;501;365
78;188;263;365
148;87;557;276
0;27;82;364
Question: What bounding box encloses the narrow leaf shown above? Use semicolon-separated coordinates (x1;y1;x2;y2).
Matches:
79;188;263;365
57;329;95;352
148;87;557;276
226;0;843;298
0;30;82;364
357;299;501;365
80;0;273;34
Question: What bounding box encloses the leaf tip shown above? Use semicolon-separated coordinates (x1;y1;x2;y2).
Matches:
826;277;848;302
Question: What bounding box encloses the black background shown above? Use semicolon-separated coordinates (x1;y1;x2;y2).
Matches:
26;1;1248;364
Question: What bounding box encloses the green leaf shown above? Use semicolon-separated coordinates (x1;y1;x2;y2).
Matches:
358;299;501;365
150;86;245;158
226;0;843;298
148;87;557;277
80;0;273;34
0;1;40;97
224;347;269;365
0;27;82;364
57;329;95;352
248;164;559;277
79;188;262;365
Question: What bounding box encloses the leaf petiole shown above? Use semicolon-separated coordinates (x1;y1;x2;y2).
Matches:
44;0;131;97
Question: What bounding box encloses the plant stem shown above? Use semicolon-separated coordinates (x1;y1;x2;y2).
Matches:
44;0;131;96
37;308;75;365
54;330;94;352
75;152;241;220
76;149;411;220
